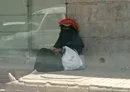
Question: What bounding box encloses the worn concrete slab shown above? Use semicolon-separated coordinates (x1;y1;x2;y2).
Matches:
5;73;130;92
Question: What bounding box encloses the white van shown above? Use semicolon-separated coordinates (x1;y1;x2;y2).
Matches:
0;6;66;50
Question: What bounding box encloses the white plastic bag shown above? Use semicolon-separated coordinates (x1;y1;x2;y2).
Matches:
62;46;83;70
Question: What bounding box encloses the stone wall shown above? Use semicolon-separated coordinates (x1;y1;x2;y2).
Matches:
67;0;130;69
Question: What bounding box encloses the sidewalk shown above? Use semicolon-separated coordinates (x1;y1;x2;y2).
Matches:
5;67;130;92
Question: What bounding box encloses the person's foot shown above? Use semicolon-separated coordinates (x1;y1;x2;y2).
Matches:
31;69;38;74
8;73;16;81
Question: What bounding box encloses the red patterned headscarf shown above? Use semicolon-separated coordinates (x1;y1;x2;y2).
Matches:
59;18;79;31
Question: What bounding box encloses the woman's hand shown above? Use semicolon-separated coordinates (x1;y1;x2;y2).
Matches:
52;47;62;53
